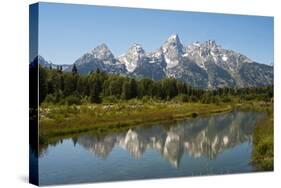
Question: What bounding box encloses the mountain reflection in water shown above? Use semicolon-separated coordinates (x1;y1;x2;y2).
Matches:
74;111;265;168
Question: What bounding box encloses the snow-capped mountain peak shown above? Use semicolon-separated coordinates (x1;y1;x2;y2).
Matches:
166;34;181;43
74;43;115;65
61;34;272;89
118;43;146;72
129;43;145;55
91;43;115;62
206;40;219;48
161;34;184;69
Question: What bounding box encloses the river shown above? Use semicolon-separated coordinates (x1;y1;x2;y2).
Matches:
38;110;266;185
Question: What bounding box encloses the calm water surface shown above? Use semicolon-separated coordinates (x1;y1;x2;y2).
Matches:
38;111;265;185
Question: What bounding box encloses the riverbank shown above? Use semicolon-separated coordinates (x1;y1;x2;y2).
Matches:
252;111;273;171
39;102;233;140
37;100;273;171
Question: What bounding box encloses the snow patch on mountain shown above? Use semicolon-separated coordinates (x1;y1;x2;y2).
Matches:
118;43;146;72
161;34;184;69
65;34;272;88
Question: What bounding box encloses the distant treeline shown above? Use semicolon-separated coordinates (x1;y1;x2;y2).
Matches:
35;64;273;105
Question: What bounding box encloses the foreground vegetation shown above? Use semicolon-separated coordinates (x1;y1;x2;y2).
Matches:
39;102;232;138
33;65;274;170
252;109;273;171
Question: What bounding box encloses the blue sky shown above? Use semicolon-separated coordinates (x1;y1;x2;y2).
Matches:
37;2;274;65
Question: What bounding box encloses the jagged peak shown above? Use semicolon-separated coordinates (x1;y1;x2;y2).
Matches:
167;34;180;43
127;43;145;54
91;43;111;53
90;43;114;60
204;40;219;48
93;43;110;50
132;43;142;47
191;40;219;49
131;43;144;49
162;34;184;54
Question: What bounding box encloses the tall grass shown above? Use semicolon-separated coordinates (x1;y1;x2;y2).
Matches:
39;102;233;141
252;110;273;171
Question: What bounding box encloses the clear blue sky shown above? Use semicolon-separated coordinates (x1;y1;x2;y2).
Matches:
37;2;274;65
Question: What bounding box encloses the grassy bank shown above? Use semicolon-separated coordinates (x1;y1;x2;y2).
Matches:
240;101;274;171
251;110;273;171
39;101;233;140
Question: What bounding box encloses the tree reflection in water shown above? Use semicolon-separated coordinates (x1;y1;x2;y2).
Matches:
75;111;265;168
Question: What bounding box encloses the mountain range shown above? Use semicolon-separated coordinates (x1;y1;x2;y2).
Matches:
37;34;273;89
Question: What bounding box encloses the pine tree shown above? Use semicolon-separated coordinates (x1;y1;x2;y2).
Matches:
89;75;102;103
59;66;63;73
130;78;138;98
96;68;100;74
72;64;78;74
121;81;131;100
39;66;48;104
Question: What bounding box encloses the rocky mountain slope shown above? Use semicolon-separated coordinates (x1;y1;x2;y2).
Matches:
38;34;273;89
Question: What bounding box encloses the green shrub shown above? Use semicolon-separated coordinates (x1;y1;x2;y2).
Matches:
221;96;232;103
211;96;220;105
103;96;119;104
141;96;153;103
189;96;199;103
64;95;82;105
44;92;63;104
173;94;189;103
242;94;255;101
44;94;56;104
